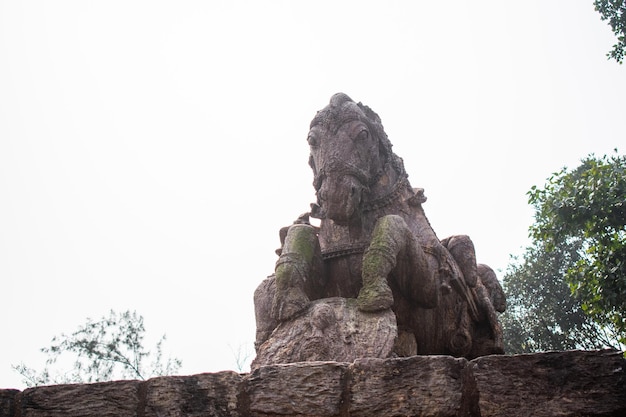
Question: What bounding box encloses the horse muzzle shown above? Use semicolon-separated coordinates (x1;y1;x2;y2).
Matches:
315;174;364;225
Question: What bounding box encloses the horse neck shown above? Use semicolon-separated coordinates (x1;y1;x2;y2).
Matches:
363;164;441;246
362;162;408;213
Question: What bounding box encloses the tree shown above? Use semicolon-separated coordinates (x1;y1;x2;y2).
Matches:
229;343;253;373
13;310;182;387
594;0;626;63
501;238;621;354
527;151;626;343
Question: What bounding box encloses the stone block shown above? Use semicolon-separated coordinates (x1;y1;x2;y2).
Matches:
20;380;140;417
349;355;468;417
470;349;626;417
143;371;242;417
0;389;18;417
242;361;348;416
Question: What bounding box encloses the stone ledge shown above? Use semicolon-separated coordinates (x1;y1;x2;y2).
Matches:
469;350;626;417
1;350;624;417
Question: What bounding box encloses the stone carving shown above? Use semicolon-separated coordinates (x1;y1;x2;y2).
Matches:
252;298;397;368
254;93;505;367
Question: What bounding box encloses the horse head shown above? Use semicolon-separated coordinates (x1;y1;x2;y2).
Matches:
308;93;405;226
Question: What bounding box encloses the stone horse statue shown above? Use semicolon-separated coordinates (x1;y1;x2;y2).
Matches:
254;93;505;365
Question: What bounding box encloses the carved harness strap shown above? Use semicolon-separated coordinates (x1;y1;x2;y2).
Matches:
321;245;368;260
361;175;410;213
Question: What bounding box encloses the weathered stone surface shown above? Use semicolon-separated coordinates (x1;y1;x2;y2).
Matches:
242;361;348;416
252;297;397;369
349;356;468;417
254;93;506;367
20;380;140;417
0;390;18;417
3;351;624;417
144;371;241;417
470;349;626;417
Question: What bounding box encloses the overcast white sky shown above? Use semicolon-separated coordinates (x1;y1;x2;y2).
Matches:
1;1;624;389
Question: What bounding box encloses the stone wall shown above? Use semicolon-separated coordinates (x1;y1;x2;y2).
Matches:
1;350;624;417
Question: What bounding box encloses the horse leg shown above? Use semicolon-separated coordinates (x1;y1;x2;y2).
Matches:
357;215;438;312
475;264;506;355
441;235;478;287
271;223;323;321
477;263;506;313
471;280;505;356
254;275;278;351
441;235;483;323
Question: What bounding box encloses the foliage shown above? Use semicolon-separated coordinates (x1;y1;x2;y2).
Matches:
13;310;181;387
229;343;253;373
527;151;626;343
501;239;621;354
594;0;626;63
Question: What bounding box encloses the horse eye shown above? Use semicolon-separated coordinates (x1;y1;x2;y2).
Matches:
355;129;369;141
307;134;319;147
